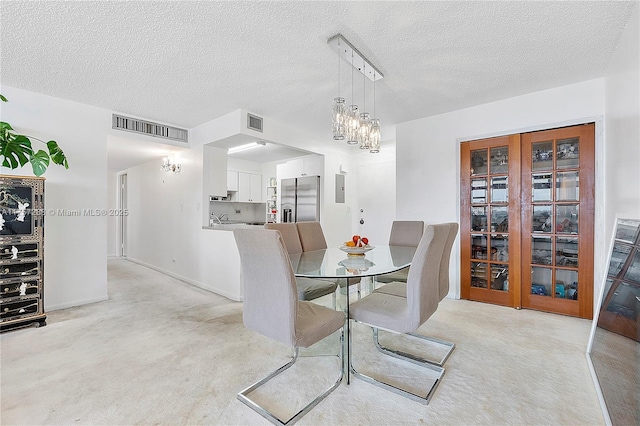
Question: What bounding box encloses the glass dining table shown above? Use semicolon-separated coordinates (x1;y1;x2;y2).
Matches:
289;245;417;383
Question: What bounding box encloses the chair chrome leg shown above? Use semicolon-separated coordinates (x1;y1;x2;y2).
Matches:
347;314;352;385
406;332;455;366
349;326;444;405
373;328;455;367
237;331;344;425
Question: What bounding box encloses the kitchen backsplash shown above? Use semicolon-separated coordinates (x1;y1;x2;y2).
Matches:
209;201;265;223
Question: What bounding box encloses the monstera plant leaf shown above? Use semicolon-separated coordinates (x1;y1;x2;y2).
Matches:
0;94;69;176
29;149;51;177
47;140;69;169
1;132;33;169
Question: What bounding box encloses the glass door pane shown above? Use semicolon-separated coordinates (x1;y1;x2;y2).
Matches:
490;234;509;261
471;234;487;260
532;205;553;233
471;206;487;231
491;206;508;232
471;149;488;175
532;173;553;201
490;176;508;203
532;141;553;171
471;262;488;288
556;269;579;300
532;236;552;265
556;138;579;169
556;204;579;234
471;178;487;203
556;237;579;267
490;146;509;174
531;266;552;297
556;171;579;201
490;265;509;291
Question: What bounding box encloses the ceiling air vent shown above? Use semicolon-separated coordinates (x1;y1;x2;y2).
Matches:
247;113;263;133
112;114;188;143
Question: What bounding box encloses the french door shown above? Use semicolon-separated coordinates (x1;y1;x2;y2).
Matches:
460;123;595;319
520;124;594;318
460;135;521;307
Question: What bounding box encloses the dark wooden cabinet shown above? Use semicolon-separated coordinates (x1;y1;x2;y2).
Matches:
1;175;46;332
460;123;595;319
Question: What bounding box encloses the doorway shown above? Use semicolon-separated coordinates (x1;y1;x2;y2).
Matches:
357;161;395;246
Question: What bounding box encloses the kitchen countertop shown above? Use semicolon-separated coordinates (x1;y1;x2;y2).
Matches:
202;223;265;231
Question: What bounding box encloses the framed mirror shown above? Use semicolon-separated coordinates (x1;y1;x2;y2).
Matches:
586;217;640;425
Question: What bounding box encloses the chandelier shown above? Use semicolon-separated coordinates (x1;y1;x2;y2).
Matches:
161;156;181;174
329;34;382;153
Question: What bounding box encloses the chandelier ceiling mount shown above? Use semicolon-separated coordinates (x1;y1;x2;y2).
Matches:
327;34;384;82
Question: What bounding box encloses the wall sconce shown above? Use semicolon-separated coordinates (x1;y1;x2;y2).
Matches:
161;157;181;174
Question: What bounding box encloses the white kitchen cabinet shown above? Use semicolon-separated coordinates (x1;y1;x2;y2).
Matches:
227;170;238;192
237;172;262;202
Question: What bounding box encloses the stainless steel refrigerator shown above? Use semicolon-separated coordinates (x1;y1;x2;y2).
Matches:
280;176;320;222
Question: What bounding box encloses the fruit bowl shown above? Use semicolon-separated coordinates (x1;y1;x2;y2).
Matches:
339;245;374;256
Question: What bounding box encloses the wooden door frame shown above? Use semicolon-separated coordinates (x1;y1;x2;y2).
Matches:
459;122;596;319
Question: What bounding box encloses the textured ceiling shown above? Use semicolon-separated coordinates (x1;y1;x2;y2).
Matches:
1;1;636;152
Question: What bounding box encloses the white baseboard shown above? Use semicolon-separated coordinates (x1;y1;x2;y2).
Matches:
46;295;109;312
125;257;243;302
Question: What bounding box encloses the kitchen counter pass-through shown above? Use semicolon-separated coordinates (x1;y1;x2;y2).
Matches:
202;222;265;231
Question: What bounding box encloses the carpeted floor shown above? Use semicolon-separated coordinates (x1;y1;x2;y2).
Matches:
1;258;604;425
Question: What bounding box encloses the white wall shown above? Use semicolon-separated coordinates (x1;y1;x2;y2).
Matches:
1;86;109;310
319;151;355;246
126;148;245;300
604;3;640;237
396;79;607;302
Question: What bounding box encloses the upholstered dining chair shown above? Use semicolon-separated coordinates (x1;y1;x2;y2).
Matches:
373;222;459;367
265;223;338;305
234;229;345;425
375;221;425;285
296;221;361;297
348;223;451;404
295;221;328;252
